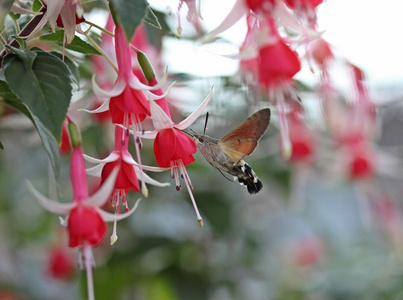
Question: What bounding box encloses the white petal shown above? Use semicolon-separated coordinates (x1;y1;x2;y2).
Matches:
79;98;110;114
136;171;171;187
146;81;175;100
59;2;76;43
201;0;247;43
83;152;119;164
86;164;104;177
97;198;143;222
92;75;125;98
47;0;65;31
176;85;214;130
150;98;174;131
85;167;119;207
26;181;73;214
121;153;167;172
127;67;168;91
10;4;43;15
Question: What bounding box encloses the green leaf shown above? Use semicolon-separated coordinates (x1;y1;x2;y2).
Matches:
0;78;60;178
50;52;80;86
3;50;72;142
32;0;42;12
5;45;36;68
144;5;161;29
0;0;14;32
110;0;147;41
40;30;101;55
0;139;3;150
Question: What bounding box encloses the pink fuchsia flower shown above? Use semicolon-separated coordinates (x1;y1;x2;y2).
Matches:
288;105;315;164
25;0;85;44
59;119;71;155
134;86;214;226
84;125;168;203
47;245;75;280
345;140;376;180
27;135;141;300
27;147;141;246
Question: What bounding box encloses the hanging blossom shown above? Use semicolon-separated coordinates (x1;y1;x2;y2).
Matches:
258;16;301;160
23;0;85;44
26;121;141;300
127;86;214;226
83;125;169;243
287;104;315;164
84;25;171;188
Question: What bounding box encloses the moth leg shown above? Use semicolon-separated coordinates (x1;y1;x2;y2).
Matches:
218;169;235;182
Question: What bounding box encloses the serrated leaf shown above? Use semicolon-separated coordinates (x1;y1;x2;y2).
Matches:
40;30;101;55
143;5;161;29
50;52;80;86
0;78;60;178
110;0;147;41
3;50;72;142
0;0;14;32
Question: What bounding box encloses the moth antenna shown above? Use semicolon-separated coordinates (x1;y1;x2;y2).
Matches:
203;112;209;136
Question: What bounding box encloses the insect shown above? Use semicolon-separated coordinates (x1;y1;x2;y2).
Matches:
191;108;271;194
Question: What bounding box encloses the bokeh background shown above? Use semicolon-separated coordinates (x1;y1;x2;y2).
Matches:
1;0;403;299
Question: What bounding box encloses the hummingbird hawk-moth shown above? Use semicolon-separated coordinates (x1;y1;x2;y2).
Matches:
192;108;271;194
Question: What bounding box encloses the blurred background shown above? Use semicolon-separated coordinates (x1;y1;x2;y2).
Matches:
1;0;403;299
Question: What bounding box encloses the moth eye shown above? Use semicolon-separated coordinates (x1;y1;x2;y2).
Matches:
198;137;204;143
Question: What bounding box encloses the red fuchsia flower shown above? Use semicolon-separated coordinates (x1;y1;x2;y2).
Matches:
308;38;334;69
294;235;324;267
288;105;315;164
27;127;141;299
47;246;75;280
25;0;85;44
85;25;170;179
84;125;169;243
345;139;376;180
134;86;214;226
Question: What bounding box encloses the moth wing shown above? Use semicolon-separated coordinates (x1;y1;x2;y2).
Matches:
219;108;271;161
219;139;258;162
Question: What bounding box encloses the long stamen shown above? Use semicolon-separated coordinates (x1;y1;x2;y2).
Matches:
84;246;95;300
130;114;148;197
179;160;203;227
173;161;181;190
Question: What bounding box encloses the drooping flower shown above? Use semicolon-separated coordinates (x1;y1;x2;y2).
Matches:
47;245;75;280
27;120;142;300
129;86;214;226
23;0;85;44
84;125;169;243
86;25;170;178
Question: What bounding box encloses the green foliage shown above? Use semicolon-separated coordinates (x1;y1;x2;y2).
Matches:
40;30;101;55
109;0;148;41
2;47;72;178
0;0;14;32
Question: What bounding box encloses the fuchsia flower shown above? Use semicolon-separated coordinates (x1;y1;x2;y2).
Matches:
284;0;323;10
134;86;214;226
26;0;85;44
84;125;169;242
27;147;140;246
27;125;141;299
47;245;75;280
288;105;315;164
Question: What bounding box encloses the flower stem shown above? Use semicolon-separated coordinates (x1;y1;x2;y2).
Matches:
86;34;119;74
85;20;114;37
84;246;95;300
